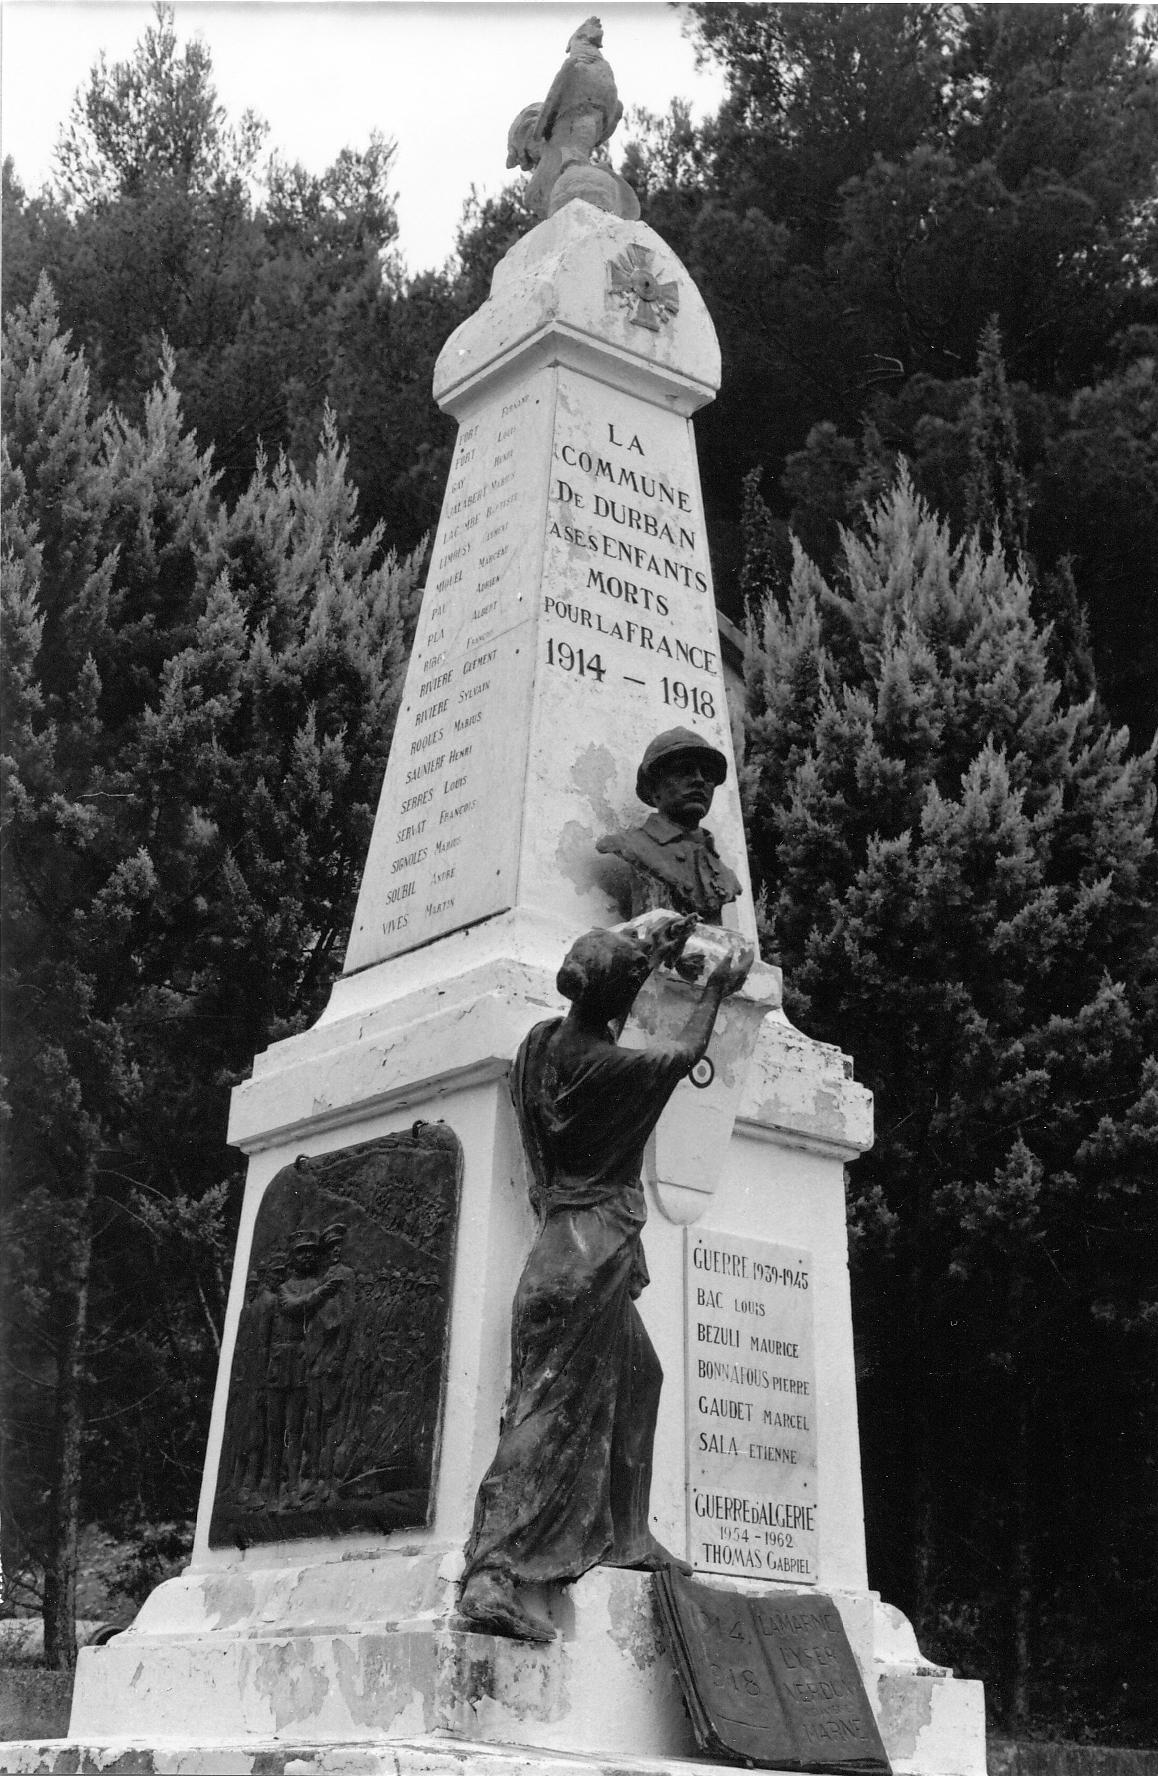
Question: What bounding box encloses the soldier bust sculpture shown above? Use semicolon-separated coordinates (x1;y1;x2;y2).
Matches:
596;728;743;925
458;914;753;1642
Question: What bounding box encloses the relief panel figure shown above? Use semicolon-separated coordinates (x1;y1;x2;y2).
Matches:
459;914;752;1642
226;1251;285;1505
264;1227;323;1508
301;1220;357;1504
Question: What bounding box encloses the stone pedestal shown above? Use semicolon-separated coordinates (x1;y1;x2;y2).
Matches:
3;204;984;1776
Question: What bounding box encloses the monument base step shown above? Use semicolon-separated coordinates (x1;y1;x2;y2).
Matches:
0;1670;985;1776
0;1728;964;1776
52;1557;983;1776
2;1729;756;1774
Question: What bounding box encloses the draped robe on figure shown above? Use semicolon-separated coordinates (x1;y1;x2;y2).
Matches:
463;1016;689;1585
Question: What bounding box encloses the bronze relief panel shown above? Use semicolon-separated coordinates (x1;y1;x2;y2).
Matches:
210;1121;462;1548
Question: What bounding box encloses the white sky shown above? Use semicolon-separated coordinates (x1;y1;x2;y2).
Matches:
1;1;726;274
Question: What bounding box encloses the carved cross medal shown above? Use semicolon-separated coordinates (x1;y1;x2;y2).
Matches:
609;244;680;331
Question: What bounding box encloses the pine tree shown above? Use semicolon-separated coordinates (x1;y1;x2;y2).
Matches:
742;469;1158;1733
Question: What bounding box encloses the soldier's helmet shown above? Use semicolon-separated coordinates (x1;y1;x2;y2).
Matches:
290;1227;321;1255
635;728;727;806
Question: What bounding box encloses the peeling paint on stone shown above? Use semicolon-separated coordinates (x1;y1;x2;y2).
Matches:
252;1641;329;1735
1;1733;799;1775
627;995;660;1036
568;744;617;833
554;820;600;897
204;1573;258;1632
331;1636;429;1736
877;1670;937;1760
438;1632;569;1730
605;1572;661;1673
877;1671;986;1776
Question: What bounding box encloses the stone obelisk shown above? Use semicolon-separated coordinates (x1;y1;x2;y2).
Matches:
42;31;985;1776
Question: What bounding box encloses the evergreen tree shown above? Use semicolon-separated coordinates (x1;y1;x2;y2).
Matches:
1037;344;1158;746
1;279;422;1662
761;319;1104;720
2;8;415;534
0;277;198;1663
963;317;1030;566
736;465;790;618
627;4;1158;738
742;470;1158;1736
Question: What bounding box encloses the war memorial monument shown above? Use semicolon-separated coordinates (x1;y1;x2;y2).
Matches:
5;20;986;1775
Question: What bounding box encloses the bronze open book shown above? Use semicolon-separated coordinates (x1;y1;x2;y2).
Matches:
654;1567;892;1773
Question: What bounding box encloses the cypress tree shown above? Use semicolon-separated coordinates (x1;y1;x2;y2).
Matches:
1;280;422;1660
963;317;1030;567
742;468;1158;1733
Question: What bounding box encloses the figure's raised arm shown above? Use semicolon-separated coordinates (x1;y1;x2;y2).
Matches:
669;943;755;1070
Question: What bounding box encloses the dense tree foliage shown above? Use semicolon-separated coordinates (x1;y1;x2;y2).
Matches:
742;469;1158;1740
1;6;469;553
7;9;1154;742
1;278;422;1663
629;3;1158;744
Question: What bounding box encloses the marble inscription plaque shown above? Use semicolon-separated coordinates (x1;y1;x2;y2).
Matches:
686;1231;818;1582
655;1568;891;1773
210;1123;462;1548
344;375;553;970
542;387;723;723
521;367;752;926
346;357;757;972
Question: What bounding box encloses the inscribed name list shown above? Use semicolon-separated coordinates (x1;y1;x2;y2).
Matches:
346;357;755;970
343;374;553;972
687;1231;818;1583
